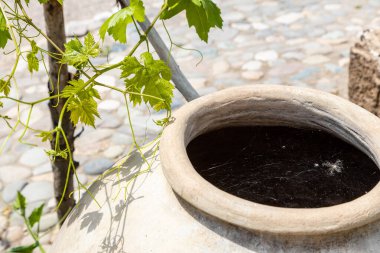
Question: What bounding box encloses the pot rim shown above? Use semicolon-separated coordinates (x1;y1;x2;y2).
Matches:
160;85;380;235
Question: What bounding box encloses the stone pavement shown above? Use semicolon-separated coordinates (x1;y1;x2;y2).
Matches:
1;0;380;251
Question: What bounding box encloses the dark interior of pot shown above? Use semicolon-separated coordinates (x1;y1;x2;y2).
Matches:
186;125;380;208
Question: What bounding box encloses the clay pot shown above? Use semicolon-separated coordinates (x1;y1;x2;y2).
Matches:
51;85;380;252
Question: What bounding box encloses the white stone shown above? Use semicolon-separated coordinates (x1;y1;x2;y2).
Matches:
212;60;230;75
255;50;278;62
223;12;245;22
19;147;49;167
77;128;113;147
324;4;341;11
25;200;47;217
39;213;59;232
0;166;31;183
33;163;52;176
282;52;305;60
0;153;17;165
303;55;330;64
275;13;303;24
95;75;116;87
345;25;362;33
5;226;24;243
321;31;345;40
66;20;88;37
15;60;28;73
241;71;264;80
188;78;207;89
83;158;114;175
231;23;251;31
316;78;337;93
197;86;218;96
103;145;125;158
20;107;44;126
286;38;308;46
98;99;121;111
252;22;269;30
93;11;112;22
339;58;350;67
320;31;347;45
2;180;27;203
9;212;24;226
25;86;37;94
303;42;333;55
21;181;54;203
242;61;263;71
109;55;125;65
97;115;122;129
47;197;57;210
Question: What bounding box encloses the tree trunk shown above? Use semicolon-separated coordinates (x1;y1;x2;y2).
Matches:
43;0;76;224
349;29;380;116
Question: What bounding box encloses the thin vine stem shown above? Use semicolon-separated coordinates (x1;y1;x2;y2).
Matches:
22;214;46;253
16;1;64;54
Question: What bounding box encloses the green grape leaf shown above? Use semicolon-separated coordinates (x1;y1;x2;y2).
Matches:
30;40;38;54
161;0;223;42
0;29;10;49
61;78;86;97
0;79;10;96
121;52;174;111
37;0;49;3
61;33;99;68
0;9;11;49
9;242;38;253
99;0;145;43
62;79;101;127
45;149;68;159
62;79;100;99
201;0;223;28
160;0;187;19
36;130;53;142
28;203;44;228
27;52;39;73
67;97;99;127
13;192;26;216
143;79;174;111
154;116;172;127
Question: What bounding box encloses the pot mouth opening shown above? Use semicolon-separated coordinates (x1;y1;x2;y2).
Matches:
160;85;380;235
186;125;380;209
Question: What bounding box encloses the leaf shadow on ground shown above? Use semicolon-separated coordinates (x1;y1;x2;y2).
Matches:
65;146;156;253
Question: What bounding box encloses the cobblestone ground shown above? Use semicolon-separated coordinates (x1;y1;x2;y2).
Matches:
1;0;380;251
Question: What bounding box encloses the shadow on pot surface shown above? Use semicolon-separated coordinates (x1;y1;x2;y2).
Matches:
52;85;380;252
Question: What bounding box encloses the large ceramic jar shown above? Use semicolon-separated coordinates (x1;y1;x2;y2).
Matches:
51;85;380;252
